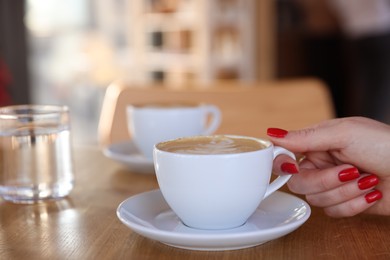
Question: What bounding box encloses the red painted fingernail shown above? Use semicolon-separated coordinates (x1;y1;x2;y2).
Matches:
267;128;288;138
358;174;379;190
338;167;360;182
281;162;299;174
365;190;382;203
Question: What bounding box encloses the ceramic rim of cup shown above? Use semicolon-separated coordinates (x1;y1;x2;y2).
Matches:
154;135;273;156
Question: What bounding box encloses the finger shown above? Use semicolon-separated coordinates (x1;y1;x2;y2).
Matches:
287;165;360;194
266;118;349;153
306;173;379;208
304;151;340;169
364;180;390;215
323;189;382;218
273;154;299;175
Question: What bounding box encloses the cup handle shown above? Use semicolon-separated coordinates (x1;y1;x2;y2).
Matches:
202;105;222;135
263;146;296;199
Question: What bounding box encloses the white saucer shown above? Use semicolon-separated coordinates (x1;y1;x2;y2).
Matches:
117;189;311;251
103;141;154;174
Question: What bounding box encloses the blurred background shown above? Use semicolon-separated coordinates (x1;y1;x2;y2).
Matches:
1;0;390;144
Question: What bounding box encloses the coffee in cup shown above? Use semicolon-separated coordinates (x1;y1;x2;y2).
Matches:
156;135;267;154
153;135;295;230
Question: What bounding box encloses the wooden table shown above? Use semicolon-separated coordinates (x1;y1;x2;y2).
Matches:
1;146;390;259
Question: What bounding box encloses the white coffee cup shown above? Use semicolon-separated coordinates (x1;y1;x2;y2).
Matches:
127;103;221;159
153;135;295;230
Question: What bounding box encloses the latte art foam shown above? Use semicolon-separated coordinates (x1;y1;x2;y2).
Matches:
157;136;267;154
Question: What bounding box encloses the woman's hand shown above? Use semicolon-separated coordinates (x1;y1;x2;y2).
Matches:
269;117;390;217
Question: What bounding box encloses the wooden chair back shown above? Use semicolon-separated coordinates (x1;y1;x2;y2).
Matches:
98;78;335;147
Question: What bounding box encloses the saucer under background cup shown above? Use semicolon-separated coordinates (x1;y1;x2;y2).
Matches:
103;140;154;174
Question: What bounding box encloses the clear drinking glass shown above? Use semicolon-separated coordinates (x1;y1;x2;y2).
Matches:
0;105;74;203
